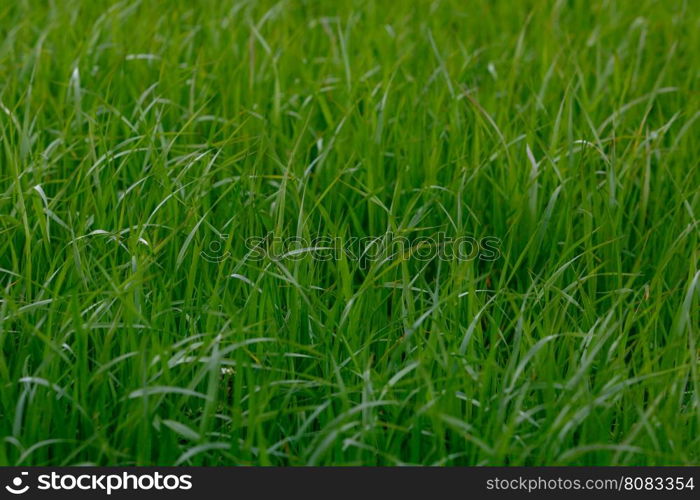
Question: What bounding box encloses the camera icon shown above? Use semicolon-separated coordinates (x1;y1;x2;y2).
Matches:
5;472;29;495
200;233;231;263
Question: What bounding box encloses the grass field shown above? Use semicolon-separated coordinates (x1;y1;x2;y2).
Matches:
0;0;698;466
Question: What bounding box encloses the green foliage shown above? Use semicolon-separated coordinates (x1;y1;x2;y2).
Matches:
0;0;698;465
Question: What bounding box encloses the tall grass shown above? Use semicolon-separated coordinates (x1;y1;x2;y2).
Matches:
0;0;698;465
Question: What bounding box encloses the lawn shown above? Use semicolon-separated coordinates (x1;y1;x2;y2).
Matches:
0;0;698;466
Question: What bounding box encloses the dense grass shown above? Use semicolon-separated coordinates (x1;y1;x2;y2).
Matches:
0;0;698;466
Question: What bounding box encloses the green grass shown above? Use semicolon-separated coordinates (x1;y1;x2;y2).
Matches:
0;0;698;466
